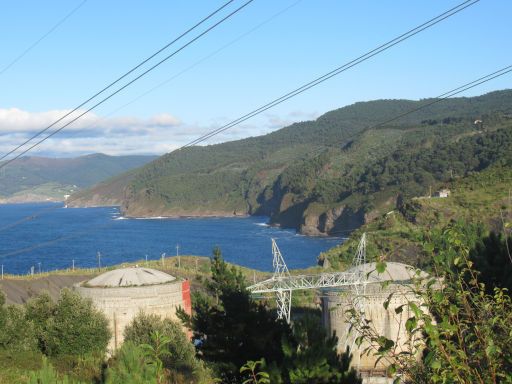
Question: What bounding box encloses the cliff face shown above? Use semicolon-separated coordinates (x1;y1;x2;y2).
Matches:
300;206;366;236
67;91;512;236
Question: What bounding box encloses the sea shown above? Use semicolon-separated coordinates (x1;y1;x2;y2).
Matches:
0;203;343;275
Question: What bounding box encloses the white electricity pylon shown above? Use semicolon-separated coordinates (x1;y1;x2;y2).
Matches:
271;239;292;323
248;233;368;323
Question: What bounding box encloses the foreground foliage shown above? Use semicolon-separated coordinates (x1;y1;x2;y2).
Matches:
348;225;512;383
179;247;361;383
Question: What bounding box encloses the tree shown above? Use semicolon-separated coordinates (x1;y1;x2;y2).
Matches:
140;331;172;384
26;289;110;356
106;341;157;384
470;231;512;294
240;359;270;384
180;248;292;382
347;224;512;383
0;291;36;352
25;292;55;354
27;356;84;384
124;312;211;383
282;316;361;384
181;248;360;383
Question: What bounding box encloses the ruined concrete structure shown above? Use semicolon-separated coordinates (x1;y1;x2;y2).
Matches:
74;267;191;352
322;262;426;377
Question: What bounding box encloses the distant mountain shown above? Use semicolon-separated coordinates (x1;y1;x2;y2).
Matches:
0;154;157;203
68;90;512;234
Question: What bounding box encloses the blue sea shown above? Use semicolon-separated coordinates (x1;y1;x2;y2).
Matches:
0;203;343;275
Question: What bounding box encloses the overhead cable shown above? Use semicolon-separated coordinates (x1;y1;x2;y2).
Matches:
0;0;242;164
0;0;89;77
183;0;479;147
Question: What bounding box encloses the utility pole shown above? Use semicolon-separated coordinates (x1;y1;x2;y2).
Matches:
176;244;180;269
97;251;101;269
161;252;166;267
72;259;75;271
145;254;148;266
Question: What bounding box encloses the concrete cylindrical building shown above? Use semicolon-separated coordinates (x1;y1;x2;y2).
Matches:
75;267;191;352
322;262;425;377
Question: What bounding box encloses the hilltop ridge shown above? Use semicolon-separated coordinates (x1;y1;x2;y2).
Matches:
68;90;512;235
0;153;156;203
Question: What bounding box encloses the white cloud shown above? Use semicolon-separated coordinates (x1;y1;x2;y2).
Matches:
0;107;317;157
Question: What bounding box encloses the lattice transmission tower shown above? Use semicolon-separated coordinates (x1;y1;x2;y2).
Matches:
248;233;368;323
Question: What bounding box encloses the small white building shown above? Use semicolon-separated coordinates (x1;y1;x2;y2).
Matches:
433;189;450;198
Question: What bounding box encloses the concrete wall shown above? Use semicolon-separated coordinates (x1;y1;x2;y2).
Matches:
322;284;419;374
75;280;190;352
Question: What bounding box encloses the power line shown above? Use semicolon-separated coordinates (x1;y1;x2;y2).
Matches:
0;203;63;234
0;1;298;236
0;0;493;258
0;0;476;167
2;64;510;253
0;0;241;164
182;0;479;148
0;0;490;239
77;0;304;132
0;221;116;260
0;0;89;77
371;65;512;130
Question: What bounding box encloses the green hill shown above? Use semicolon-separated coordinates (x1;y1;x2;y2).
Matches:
0;153;156;203
319;165;512;269
68;90;512;233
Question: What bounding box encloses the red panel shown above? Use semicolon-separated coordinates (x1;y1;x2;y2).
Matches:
181;280;192;315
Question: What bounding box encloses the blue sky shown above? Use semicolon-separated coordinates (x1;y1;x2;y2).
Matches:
0;0;511;156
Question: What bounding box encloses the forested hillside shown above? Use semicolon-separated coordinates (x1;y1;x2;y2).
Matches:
0;154;156;203
319;165;512;269
68;90;512;234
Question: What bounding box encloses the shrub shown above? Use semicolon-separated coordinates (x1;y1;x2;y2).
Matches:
124;312;211;383
0;296;37;352
106;341;157;384
26;289;110;356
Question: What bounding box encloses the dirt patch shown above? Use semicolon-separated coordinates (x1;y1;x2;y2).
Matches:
0;274;94;304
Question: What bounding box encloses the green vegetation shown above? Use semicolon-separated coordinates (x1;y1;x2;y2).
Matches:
70;90;512;236
179;248;361;383
320;165;512;269
348;224;512;383
0;153;155;201
122;312;210;383
26;289;110;356
0;289;110;383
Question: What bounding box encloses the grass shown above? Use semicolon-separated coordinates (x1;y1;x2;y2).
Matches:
320;166;512;269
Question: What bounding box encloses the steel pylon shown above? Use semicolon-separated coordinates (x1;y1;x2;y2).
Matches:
271;238;292;323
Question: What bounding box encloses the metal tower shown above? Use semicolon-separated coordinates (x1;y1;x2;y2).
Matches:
248;233;368;323
271;239;292;323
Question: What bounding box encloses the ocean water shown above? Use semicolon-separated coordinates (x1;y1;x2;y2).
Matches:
0;203;343;275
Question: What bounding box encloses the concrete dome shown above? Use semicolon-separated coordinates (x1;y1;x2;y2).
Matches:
345;261;425;284
75;266;190;352
85;267;176;288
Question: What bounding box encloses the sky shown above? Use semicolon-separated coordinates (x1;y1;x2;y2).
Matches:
0;0;511;157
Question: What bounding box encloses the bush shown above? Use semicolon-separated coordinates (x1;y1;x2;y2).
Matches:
0;295;37;352
106;341;157;384
124;312;211;383
26;289;110;357
27;355;88;384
